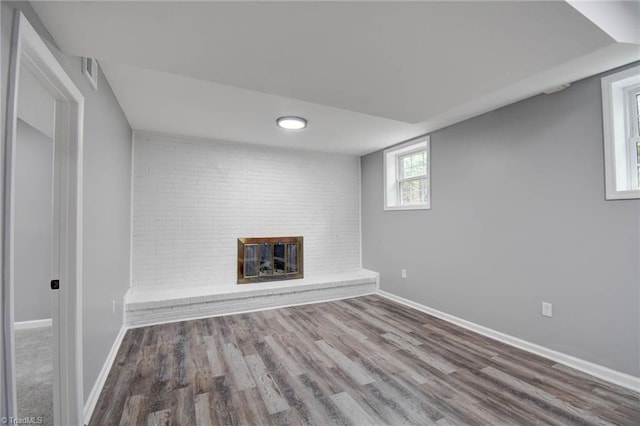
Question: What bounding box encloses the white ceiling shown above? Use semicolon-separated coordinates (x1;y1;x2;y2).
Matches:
31;1;640;155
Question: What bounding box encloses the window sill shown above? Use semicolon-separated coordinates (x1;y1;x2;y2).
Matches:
384;203;431;211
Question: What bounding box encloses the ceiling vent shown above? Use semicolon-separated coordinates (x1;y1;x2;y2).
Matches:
82;57;98;90
543;83;571;95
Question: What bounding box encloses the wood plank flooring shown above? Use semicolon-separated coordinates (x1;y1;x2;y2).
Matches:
90;295;640;425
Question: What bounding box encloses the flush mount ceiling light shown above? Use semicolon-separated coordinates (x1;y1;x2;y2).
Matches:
276;116;307;130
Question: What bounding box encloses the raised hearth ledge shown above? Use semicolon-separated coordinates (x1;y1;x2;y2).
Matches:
125;270;379;327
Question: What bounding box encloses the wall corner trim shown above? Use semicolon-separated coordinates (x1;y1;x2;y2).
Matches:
83;325;127;424
377;290;640;392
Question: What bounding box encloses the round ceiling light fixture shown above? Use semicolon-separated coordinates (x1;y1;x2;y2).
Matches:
276;116;307;130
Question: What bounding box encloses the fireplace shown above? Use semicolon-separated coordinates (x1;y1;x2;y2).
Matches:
237;236;303;284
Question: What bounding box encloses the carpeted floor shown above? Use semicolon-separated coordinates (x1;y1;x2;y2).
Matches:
15;326;53;426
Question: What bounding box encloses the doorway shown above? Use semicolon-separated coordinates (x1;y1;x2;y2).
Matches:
2;10;84;425
14;114;54;424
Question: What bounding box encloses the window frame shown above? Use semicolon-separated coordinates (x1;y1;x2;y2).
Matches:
383;137;431;211
601;65;640;200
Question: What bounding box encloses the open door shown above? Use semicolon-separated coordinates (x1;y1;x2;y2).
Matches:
3;11;84;425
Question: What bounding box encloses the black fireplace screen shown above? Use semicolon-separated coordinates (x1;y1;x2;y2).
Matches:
237;237;303;284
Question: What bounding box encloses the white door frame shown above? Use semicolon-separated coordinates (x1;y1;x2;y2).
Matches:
2;11;84;425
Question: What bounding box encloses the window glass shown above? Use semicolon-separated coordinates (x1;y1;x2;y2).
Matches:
400;178;428;205
399;151;426;179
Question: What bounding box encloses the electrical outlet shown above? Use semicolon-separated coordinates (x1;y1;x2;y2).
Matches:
401;269;407;278
542;302;552;317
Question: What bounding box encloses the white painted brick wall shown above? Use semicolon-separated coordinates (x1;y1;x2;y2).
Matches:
132;132;361;289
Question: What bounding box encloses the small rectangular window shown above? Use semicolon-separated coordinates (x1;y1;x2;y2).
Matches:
384;137;430;210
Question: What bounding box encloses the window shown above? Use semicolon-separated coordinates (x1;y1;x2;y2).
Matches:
601;65;640;200
384;137;430;210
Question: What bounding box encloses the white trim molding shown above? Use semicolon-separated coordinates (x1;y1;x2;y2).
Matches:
14;319;52;330
83;325;127;425
377;290;640;393
601;65;640;200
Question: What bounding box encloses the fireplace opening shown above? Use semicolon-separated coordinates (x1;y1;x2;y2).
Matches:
237;237;303;284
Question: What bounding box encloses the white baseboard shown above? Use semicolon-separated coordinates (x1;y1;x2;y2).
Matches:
377;290;640;393
83;325;127;424
14;318;52;330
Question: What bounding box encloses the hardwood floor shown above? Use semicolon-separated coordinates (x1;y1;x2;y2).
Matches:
90;295;640;425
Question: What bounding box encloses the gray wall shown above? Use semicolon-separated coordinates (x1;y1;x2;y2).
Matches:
1;1;132;405
16;66;55;139
362;67;640;377
14;119;53;322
